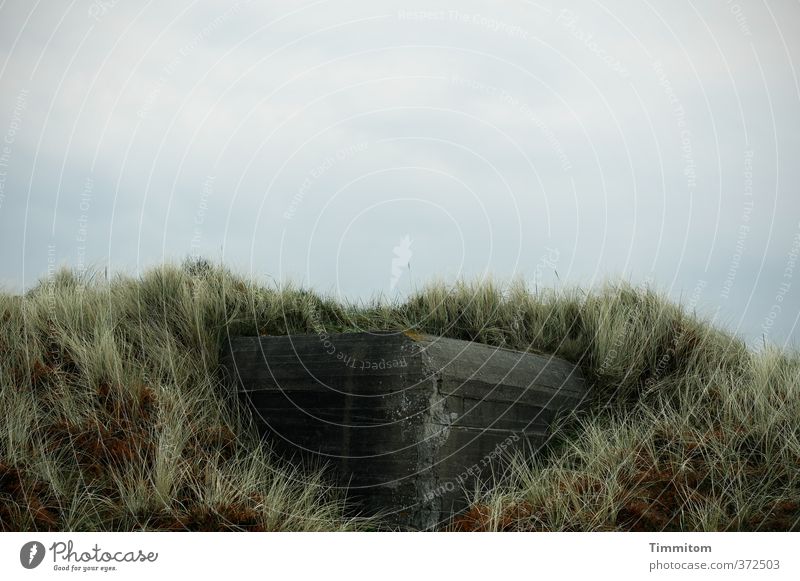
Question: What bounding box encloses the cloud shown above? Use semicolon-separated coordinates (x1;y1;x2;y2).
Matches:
0;0;798;345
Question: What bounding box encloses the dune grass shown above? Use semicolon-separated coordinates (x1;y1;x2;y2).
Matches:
1;260;798;531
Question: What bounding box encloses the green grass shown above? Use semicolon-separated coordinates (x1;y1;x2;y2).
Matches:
1;260;798;531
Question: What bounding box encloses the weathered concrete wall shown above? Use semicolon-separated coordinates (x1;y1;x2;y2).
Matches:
223;331;587;530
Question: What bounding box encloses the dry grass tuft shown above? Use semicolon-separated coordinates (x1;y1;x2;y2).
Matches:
1;260;798;531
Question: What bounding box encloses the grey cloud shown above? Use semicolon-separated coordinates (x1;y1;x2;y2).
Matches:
0;0;798;346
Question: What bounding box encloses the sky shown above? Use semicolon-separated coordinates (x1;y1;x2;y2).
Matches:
0;0;798;349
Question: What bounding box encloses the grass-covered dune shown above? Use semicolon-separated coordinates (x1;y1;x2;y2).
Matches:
1;261;798;531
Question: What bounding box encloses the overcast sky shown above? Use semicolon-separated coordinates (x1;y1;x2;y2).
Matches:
1;0;798;348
